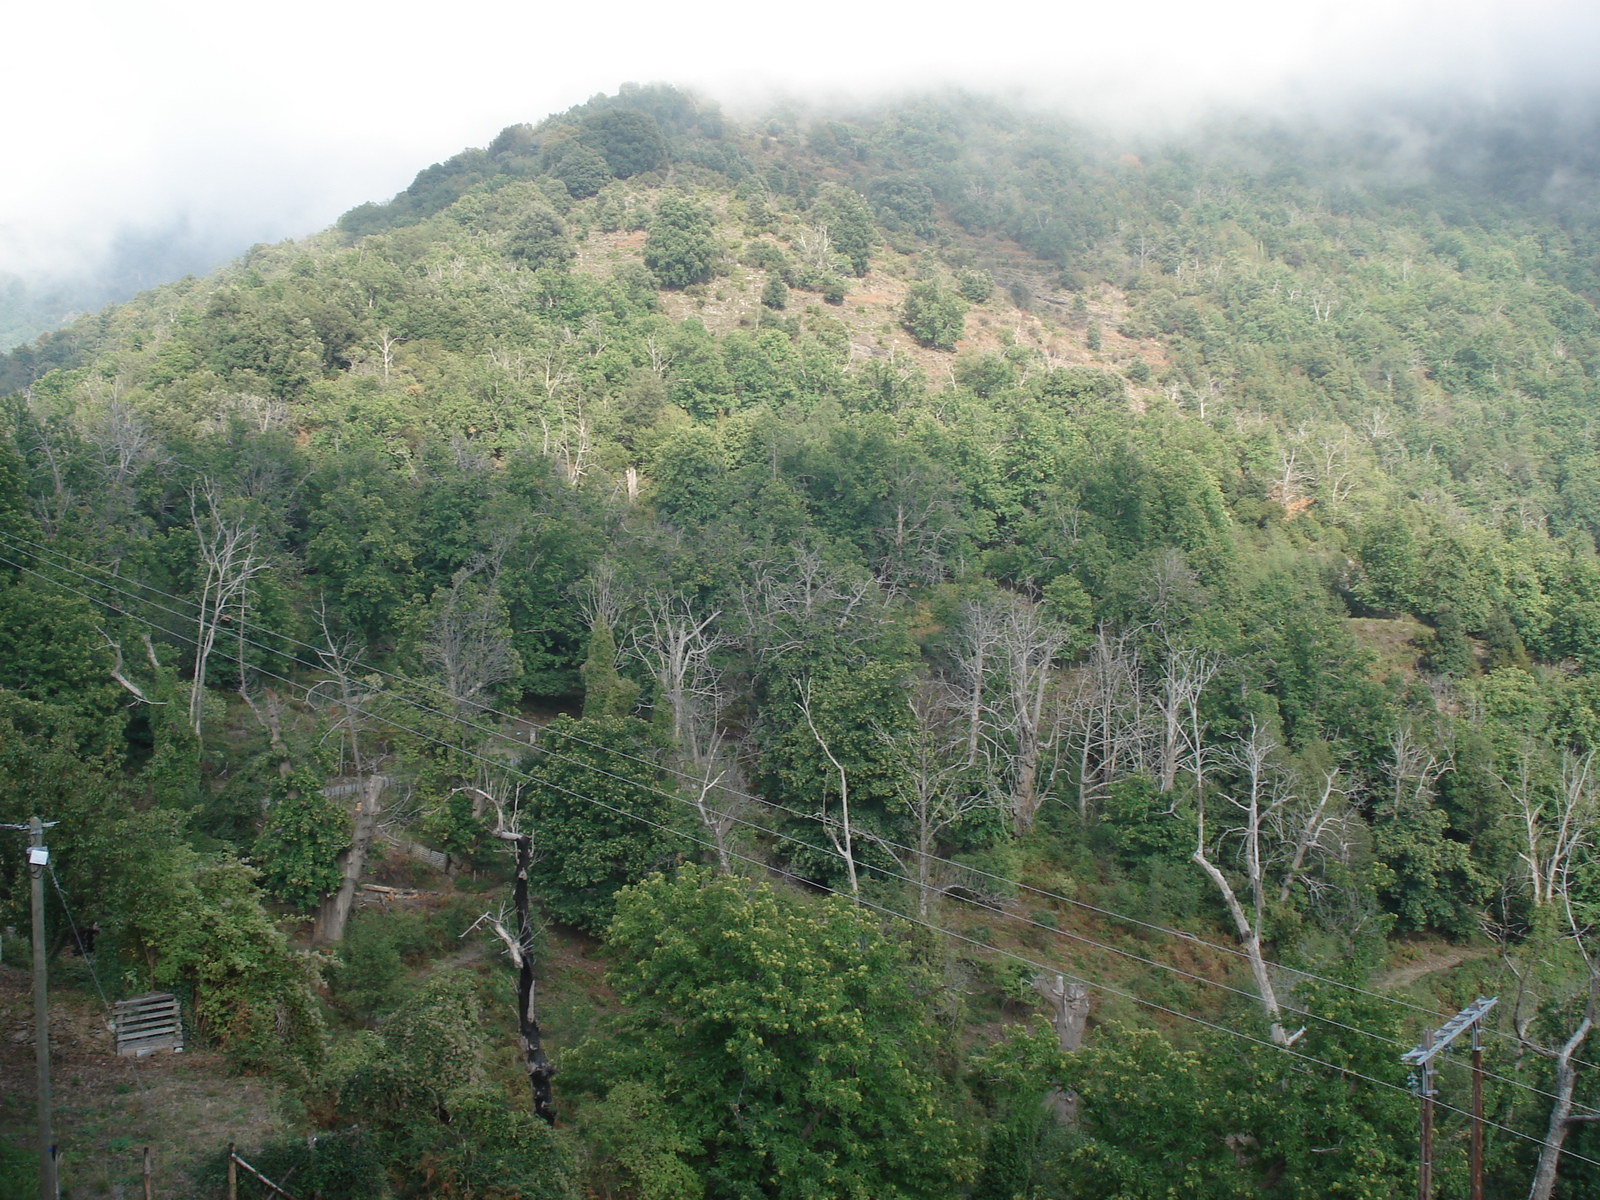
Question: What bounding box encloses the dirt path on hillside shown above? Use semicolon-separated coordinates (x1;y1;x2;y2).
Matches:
1375;947;1495;990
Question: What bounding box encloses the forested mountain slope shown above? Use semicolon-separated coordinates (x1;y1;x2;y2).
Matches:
3;85;1600;1198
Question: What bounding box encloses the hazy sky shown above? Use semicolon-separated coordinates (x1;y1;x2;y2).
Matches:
4;0;1598;283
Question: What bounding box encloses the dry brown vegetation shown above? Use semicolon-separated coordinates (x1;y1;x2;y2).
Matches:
570;186;1169;402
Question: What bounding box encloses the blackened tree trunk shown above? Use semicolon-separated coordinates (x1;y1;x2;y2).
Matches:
507;831;555;1124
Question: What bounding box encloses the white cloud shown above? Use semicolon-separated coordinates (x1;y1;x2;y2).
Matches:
3;0;1597;280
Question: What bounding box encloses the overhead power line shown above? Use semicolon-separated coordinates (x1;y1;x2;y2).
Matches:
12;559;1573;1168
0;527;1491;1027
0;532;1592;1116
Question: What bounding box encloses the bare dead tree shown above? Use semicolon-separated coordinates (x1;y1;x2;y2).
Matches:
232;436;304;511
376;328;404;384
734;549;892;667
1313;431;1358;508
1140;548;1206;628
515;339;588;478
795;225;836;271
1028;972;1093;1126
1268;448;1311;506
1274;761;1356;905
1553;751;1600;886
553;401;592;485
1527;972;1600;1200
1381;723;1453;818
101;632;162;705
217;392;290;434
89;402;157;491
1192;718;1302;1047
314;772;388;946
873;679;997;917
304;608;388;945
799;678;859;902
308;605;381;777
536;344;575;401
575;559;628;640
1492;736;1552;902
869;461;960;593
463;792;555;1125
233;584;293;763
1064;627;1149;816
642;333;674;378
423;566;521;720
951;599;1006;768
989;596;1073;835
26;416;76;537
683;732;751;876
82;401;165;542
237;663;290;763
1033;973;1091;1052
629;594;748;871
951;593;1073;832
1509;851;1600;1200
1153;641;1220;793
521;339;592;485
189;484;270;738
630;595;726;754
1059;668;1102;819
1501;748;1598;909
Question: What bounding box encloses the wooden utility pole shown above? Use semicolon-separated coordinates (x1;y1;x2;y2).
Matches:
1402;996;1498;1200
1470;1023;1485;1200
142;1146;152;1200
1417;1028;1435;1200
29;817;57;1200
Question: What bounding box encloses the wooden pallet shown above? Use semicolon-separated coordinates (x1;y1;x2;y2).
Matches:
114;992;183;1057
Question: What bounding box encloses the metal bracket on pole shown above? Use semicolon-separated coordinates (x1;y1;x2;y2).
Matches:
1402;997;1498;1068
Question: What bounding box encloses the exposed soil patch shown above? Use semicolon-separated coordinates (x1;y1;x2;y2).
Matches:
567;185;1166;406
1376;946;1495;990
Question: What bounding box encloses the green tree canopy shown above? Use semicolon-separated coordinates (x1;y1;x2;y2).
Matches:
901;281;967;350
252;755;347;911
549;141;614;198
809;184;876;276
507;206;576;271
335;972;580;1199
567;868;975;1200
644;194;717;289
524;715;679;932
582;109;669;179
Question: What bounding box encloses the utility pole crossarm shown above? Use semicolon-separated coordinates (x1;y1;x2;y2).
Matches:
1402;997;1498;1068
1402;996;1497;1200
